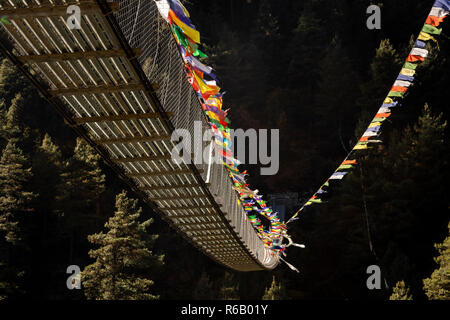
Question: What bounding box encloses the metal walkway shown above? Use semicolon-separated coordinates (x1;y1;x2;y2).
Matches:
0;0;279;271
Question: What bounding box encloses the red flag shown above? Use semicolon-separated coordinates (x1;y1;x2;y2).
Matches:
426;15;446;27
375;112;391;118
407;55;425;62
187;72;199;92
391;86;408;93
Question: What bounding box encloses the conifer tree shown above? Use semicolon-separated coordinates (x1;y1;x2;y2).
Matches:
82;191;163;300
219;272;239;300
0;59;31;106
193;271;217;300
0;261;22;300
389;281;413;300
317;103;449;298
423;222;450;300
0;93;27;143
314;36;361;152
287;6;327;97
57;138;106;261
58;138;105;215
252;0;280;62
32;134;63;213
262;276;287;300
0;99;6;142
24;133;67;299
0;142;36;244
357;39;401;114
0;142;36;299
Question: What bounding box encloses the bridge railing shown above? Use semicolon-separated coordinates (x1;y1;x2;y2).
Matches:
114;0;278;269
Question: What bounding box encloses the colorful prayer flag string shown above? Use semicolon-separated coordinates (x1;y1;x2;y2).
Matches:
286;0;450;224
154;0;291;254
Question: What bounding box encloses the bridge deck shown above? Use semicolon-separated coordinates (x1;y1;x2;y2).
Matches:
0;0;279;271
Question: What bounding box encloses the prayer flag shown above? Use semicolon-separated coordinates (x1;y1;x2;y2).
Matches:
433;0;450;12
429;6;449;18
422;24;442;35
169;10;200;43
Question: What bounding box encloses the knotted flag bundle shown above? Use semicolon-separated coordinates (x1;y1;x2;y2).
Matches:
154;0;291;255
287;0;450;224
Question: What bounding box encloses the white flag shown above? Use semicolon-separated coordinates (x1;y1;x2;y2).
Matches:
410;48;428;58
430;7;449;18
377;107;391;113
363;131;379;137
393;80;412;87
154;0;170;22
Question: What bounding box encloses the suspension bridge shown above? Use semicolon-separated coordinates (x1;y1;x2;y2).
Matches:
0;0;280;271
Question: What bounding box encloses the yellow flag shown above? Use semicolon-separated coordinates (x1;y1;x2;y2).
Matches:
369;122;382;128
169;11;200;44
418;31;435;42
207;111;220;122
384;97;394;104
353;144;368;150
206;97;223;109
400;68;415;76
193;72;220;96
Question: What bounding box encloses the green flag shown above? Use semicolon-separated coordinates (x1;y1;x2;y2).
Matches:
422;24;442;35
388;91;405;98
404;62;418;70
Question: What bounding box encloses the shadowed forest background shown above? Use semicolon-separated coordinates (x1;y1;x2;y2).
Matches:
0;0;449;300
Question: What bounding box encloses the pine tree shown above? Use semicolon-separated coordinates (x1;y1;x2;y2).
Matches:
81;191;163;300
370;104;447;297
32;134;63;213
334;104;448;298
25;134;67;298
219;272;239;300
0;99;6;143
58;138;105;214
0;59;31;106
287;1;330;97
252;0;280;53
262;276;287;300
57;138;106;262
1;93;26;143
0;142;36;299
357;39;401;114
193;271;217;300
0;261;22;300
314;36;361;153
0;142;36;244
410;104;447;161
423;222;450;300
389;281;413;300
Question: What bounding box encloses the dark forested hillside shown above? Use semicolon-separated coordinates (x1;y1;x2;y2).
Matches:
0;0;449;300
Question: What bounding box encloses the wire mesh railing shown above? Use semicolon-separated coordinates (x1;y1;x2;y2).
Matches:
113;0;278;268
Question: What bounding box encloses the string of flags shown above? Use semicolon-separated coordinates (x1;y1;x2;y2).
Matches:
154;0;448;270
286;0;450;224
154;0;295;257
